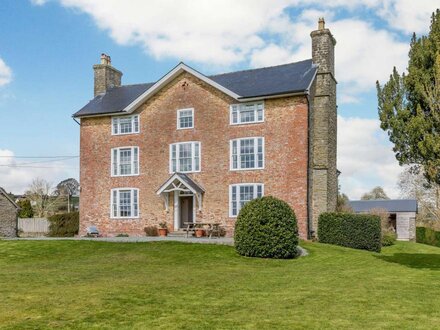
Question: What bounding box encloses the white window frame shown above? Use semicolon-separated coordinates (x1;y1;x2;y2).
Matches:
111;146;139;177
177;108;194;130
229;183;264;217
230;137;265;171
169;141;201;173
230;102;264;125
111;115;140;135
110;188;139;219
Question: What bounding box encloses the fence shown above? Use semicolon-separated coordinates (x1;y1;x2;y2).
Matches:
18;218;50;237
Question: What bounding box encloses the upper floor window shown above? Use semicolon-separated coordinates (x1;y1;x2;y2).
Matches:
111;188;139;218
111;146;139;176
230;137;264;170
229;183;264;217
170;141;200;173
177;108;194;129
230;102;264;125
112;115;139;135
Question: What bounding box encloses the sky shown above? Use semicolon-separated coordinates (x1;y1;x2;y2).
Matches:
0;0;439;198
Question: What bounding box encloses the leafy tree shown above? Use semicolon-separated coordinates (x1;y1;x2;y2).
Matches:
361;186;390;200
55;178;79;213
377;10;440;185
17;199;34;218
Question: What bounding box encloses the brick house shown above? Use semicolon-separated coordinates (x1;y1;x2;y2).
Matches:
0;187;19;237
73;19;337;238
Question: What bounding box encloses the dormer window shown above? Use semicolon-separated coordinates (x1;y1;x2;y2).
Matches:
177;108;194;129
230;102;264;125
112;115;139;135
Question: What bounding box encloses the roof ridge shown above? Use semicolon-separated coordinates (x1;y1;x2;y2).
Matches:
209;58;313;78
119;82;155;88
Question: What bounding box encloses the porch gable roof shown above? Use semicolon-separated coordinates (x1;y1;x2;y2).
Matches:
156;173;204;195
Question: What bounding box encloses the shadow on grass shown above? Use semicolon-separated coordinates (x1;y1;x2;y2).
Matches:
376;253;440;270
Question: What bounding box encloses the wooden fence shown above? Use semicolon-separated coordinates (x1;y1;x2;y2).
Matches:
18;218;50;236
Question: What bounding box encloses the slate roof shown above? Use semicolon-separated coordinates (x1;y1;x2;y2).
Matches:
156;173;205;195
73;59;317;117
349;200;418;213
0;187;19;209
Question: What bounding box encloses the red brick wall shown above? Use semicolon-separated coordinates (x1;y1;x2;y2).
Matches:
79;72;309;238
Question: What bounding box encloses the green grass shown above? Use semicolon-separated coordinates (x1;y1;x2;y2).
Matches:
1;240;440;329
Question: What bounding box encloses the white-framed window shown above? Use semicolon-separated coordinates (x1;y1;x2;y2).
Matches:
111;146;139;176
112;115;140;135
229;183;264;217
111;188;139;218
230;102;264;125
230;137;264;170
170;141;201;173
177;108;194;129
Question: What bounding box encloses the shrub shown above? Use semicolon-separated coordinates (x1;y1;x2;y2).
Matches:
17;199;34;218
318;212;381;252
382;232;397;247
144;226;158;236
416;227;440;247
234;196;298;259
48;212;79;237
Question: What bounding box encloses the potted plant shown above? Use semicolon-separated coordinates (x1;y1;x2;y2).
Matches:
195;225;205;238
158;222;168;237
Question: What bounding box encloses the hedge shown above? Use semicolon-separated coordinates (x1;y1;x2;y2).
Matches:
48;212;79;237
318;212;381;252
416;227;440;247
234;196;298;259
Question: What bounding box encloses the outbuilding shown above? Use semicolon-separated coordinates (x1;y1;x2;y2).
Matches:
0;187;19;237
349;199;417;241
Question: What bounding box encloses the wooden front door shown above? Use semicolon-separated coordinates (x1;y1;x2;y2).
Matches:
179;196;194;228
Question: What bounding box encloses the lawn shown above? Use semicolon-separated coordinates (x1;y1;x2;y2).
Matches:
1;240;440;329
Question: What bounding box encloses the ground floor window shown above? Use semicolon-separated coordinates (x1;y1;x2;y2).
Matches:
111;188;139;218
229;183;264;217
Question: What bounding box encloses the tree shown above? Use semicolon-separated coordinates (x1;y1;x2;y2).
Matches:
17;199;34;218
377;10;440;185
26;178;59;217
55;178;79;213
398;167;440;225
361;186;390;200
336;186;352;213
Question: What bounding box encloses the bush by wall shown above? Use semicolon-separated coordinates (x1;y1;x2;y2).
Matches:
318;212;381;252
234;196;298;259
416;227;440;247
48;212;79;237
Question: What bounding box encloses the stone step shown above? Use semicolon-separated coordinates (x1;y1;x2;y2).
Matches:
168;231;188;237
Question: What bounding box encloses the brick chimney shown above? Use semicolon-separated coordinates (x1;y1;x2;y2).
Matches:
309;18;338;237
93;53;122;96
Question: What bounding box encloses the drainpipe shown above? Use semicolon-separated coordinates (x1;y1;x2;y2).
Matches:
306;93;313;240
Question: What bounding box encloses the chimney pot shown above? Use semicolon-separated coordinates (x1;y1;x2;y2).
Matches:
93;53;122;96
318;17;325;30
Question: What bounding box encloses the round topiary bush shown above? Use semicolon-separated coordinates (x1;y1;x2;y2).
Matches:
234;196;298;259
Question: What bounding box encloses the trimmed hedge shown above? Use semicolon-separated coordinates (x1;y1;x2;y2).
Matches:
318;212;381;252
416;227;440;247
234;196;298;259
48;212;79;237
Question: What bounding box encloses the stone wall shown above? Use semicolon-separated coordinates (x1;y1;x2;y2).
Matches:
0;194;17;237
79;72;310;238
310;24;338;236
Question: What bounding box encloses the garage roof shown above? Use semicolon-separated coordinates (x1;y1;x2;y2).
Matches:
349;199;418;213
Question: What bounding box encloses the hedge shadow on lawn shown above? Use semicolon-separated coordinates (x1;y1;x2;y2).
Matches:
375;253;440;270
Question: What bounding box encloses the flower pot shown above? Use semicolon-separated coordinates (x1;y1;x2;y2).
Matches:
158;228;168;237
195;229;205;238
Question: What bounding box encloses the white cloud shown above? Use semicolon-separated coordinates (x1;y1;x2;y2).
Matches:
30;0;49;5
0;149;79;194
0;57;12;87
337;116;402;199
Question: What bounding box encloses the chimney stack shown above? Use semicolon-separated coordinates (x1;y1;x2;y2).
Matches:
93;53;122;96
309;18;338;237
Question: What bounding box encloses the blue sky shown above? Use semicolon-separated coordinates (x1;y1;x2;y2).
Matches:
0;0;439;196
